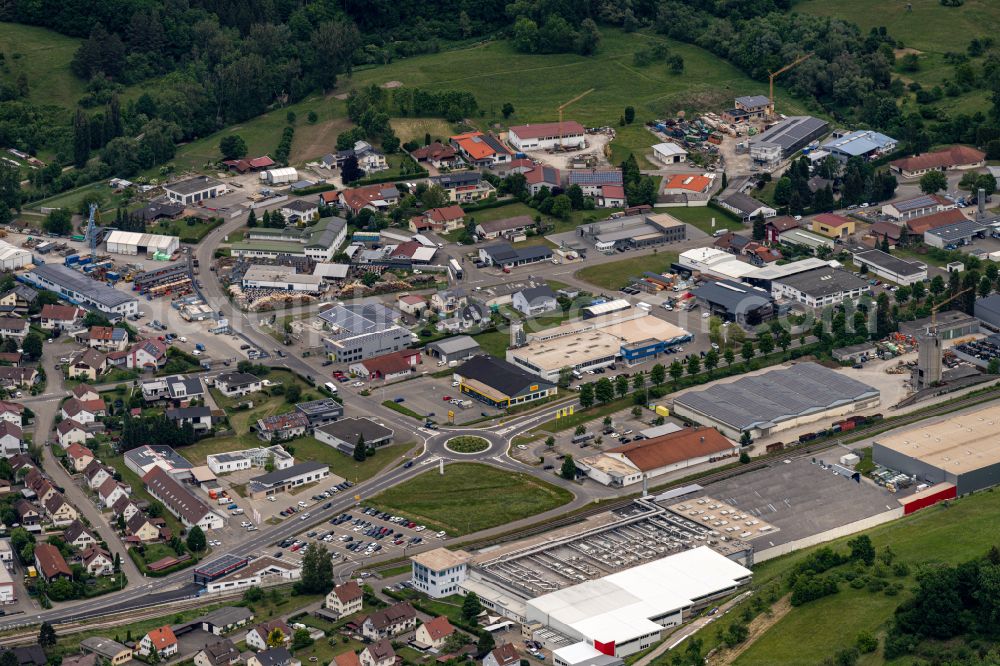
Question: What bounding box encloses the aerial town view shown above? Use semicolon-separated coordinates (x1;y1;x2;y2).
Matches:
1;0;1000;664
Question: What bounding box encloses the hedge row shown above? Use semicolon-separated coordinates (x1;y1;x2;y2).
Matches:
350;170;429;187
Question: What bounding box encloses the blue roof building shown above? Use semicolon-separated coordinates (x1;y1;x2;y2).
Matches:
822;130;897;161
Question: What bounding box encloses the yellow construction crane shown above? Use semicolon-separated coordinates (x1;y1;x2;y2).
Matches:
557;88;595;148
929;287;972;327
768;53;813;118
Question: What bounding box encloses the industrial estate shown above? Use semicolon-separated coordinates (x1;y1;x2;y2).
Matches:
1;2;1000;665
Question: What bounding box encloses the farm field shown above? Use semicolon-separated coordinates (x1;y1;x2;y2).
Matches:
369;463;573;535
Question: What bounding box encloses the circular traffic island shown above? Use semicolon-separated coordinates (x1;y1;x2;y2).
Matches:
445;435;491;455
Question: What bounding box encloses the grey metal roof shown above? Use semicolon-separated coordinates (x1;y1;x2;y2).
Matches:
427;335;481;355
568;170;623;186
319;303;400;339
736;95;770;108
296;398;343;417
517;285;557;302
164;175;223;196
751;116;829;152
853;250;925;277
775;267;868;298
691;279;772;312
250;461;329;487
27;263;137;309
889;194;947;213
721;192;771;216
316;417;394;445
673;362;879;431
924;220;987;242
456;355;554;398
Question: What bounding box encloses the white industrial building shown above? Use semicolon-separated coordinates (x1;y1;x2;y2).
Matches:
0;241;31;270
260;167;298;185
507;121;586;151
651;143;687;165
677;247;758;281
206;445;294;475
410;548;472;598
163;176;224;204
23;264;139;318
852;249;927;285
105;231;180;257
525;547;752;657
241;265;324;292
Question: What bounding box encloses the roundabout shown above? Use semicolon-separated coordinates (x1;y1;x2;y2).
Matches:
444;435;491;455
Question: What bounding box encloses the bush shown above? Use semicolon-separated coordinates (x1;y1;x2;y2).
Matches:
856;631;878;654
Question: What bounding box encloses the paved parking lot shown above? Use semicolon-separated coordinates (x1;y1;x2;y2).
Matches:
271;504;450;568
345;374;504;424
705;457;898;548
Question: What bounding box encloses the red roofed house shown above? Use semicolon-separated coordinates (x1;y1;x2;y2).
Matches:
126;339;168;370
222;156;275;173
81;546;114;576
411;142;459;168
139;626;178;658
85;326;129;352
39;304;85;330
890;145;986;178
246;620;293;650
339;184;400;215
597;185;626;208
0;400;23;427
409;205;465;233
662;174;712;194
34;543;71;581
764;216;799;243
318;190;340;207
334;652;363;666
349;349;421;381
484;644;521;666
65;443;95;472
810;213;855;239
449;132;511;167
360;640;396;666
397;294;428;317
415;616;455;650
326;580;363;617
507;121;586;151
524;165;561;195
72;384;100;401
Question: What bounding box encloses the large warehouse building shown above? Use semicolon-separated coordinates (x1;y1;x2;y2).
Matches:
672;362;880;440
0;240;32;270
105;231;180;258
873;404;1000;495
22;264;139;318
524;547;752;658
507;309;692;381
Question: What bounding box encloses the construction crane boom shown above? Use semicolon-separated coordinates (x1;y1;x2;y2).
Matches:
557;88;595;148
768;53;813;118
930;287;972;327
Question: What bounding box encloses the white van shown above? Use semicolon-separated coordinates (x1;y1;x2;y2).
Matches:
324;382;338;394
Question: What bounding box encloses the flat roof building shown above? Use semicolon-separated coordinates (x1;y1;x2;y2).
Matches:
241;265;324;293
821;130;897;162
454;355;556;409
852;249;927;286
508;121;586;151
320;303;412;363
314;417;393;455
749;116;829;165
677;247;758;281
672;362;880;439
924;219;987;249
771;267;869;308
690;279;774;326
873;403;1000;494
899;311;979;340
525;547;752;658
22;264;138;317
163;176;224;204
248;462;334;499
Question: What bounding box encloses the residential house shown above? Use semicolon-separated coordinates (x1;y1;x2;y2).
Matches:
60;397;106;424
511;285;558;316
335;140;388;174
39;304;85;330
255;411;309;442
0;367;36;389
280;199;320;224
84;460;113;490
126;512;161;543
567;169;622;197
138;626;178;658
349;349;421;381
166;406;214;432
246;620;293;651
449;132;511;167
194;639;241;666
397;294;428;317
247;647;296;666
34;543;71;581
0;317;26;341
0;646;48;666
596;184;626;208
85;326;129;352
0;401;21;427
326;580;363;617
718;192;776;222
142;466;224;530
869;221;903;248
430;172;495;203
431;288;468;316
44;492;79;527
764;216;799;243
0;420;21;456
214;372;263;397
127;339;168;370
523;165;561;195
484;645;520;666
68;348;108;382
111;496;142;522
72;384;100;401
64;520;98;550
411;142;459;168
361;602;418;640
14;499;39;528
360;640;396;666
415;616;454;650
339;184;400;215
0;285;37;315
334;652;362;666
81;547;113;577
409;206;465;234
318;190;340;207
65;443;94;472
713;231;752;255
97;477;130;509
199;606;255;635
810;213;855;239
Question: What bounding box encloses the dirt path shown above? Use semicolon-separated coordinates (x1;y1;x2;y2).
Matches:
707;595;792;666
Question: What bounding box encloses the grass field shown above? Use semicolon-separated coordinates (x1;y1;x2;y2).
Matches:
390;118;457;144
346;29;808;167
0;22;88;109
575;250;679;290
705;489;1000;666
370;463;573;535
149;215;222;242
666;205;742;236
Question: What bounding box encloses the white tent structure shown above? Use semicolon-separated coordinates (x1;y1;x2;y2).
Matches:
105;231;179;257
260;167;298;185
0;240;31;270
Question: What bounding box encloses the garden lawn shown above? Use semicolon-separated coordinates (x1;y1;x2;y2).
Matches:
390;118;457;144
370;463;573;535
575;250;679;290
298;439;412;483
149;215;223;243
